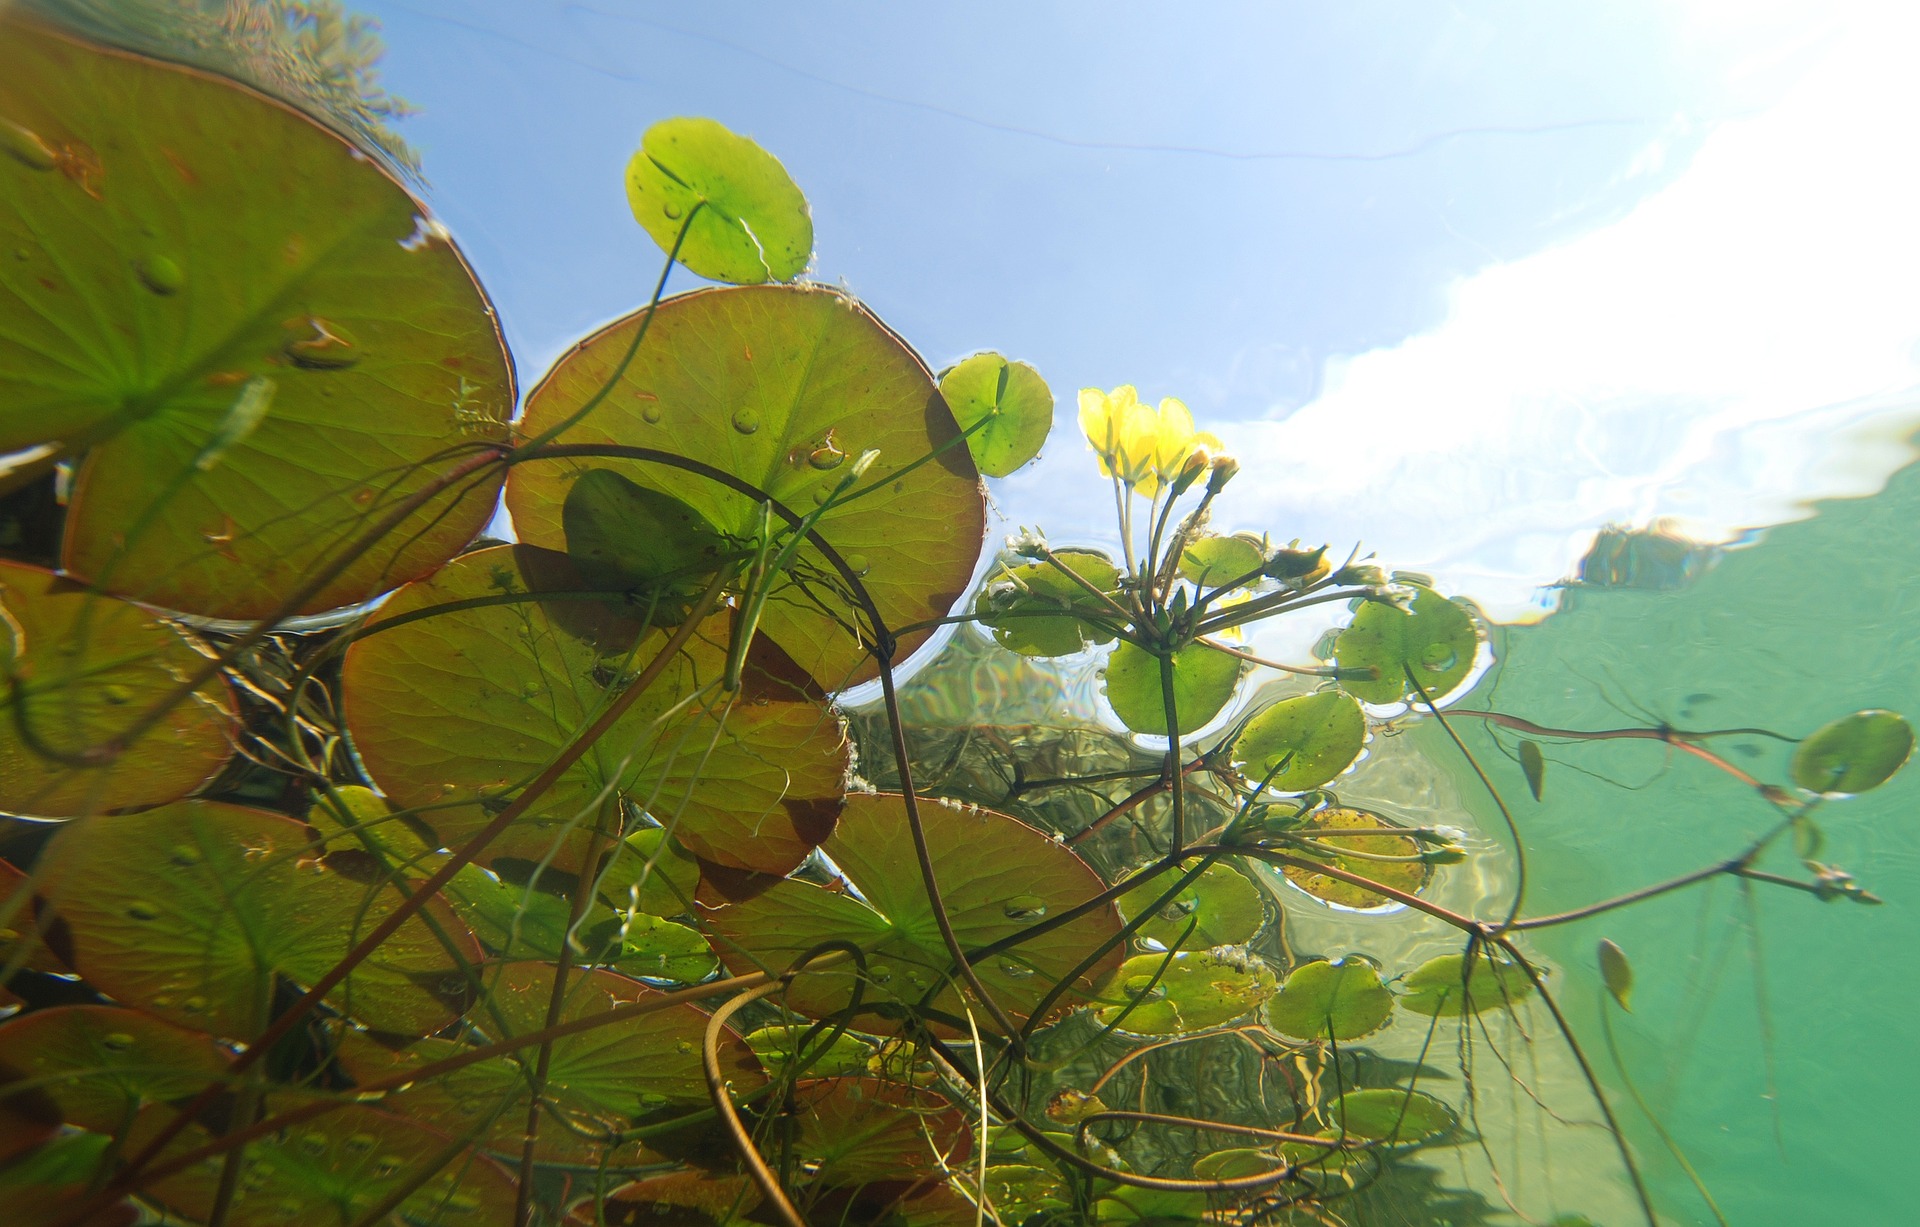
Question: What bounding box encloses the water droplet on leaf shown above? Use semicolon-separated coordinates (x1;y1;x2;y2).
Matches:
134;254;184;295
1003;894;1048;921
731;408;760;435
1;119;57;171
125;901;160;920
282;316;359;370
998;959;1037;979
1420;642;1458;672
641;403;663;424
100;1032;135;1052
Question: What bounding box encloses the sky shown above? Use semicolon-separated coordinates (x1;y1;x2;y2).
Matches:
359;0;1920;628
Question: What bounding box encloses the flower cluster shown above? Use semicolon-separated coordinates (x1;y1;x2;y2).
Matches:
1077;385;1225;498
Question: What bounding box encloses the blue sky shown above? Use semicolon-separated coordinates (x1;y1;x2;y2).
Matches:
361;0;1920;631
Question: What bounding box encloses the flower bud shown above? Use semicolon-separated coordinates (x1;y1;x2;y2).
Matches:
1333;563;1388;587
1205;454;1239;496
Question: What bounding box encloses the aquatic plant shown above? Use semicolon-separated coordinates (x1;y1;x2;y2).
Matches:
0;16;1909;1226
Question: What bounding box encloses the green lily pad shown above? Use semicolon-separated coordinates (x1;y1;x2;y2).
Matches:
706;793;1124;1033
742;1023;874;1078
1330;1087;1456;1143
1597;939;1634;1012
1093;1186;1210;1225
788;1077;970;1187
1279;808;1431;910
1234;690;1367;792
1791;710;1914;795
0;560;235;818
979;1163;1071;1220
1266;957;1394;1042
973;549;1122;657
1092;949;1279;1036
508;284;984;688
1104;639;1243;735
0;1130;133;1222
563;469;729;623
596;827;704;918
624;117;812;285
337;962;761;1166
1191;1147;1285;1180
601;1172;761;1226
1334;586;1478;707
1178;534;1266;589
0;1005;227;1133
0;20;512;619
616;912;719;982
1118;861;1266;949
131;1102;518;1227
341;544;848;878
938;352;1053;477
1398;951;1535;1017
37;800;480;1037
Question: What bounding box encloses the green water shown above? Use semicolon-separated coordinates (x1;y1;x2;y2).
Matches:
1450;446;1920;1225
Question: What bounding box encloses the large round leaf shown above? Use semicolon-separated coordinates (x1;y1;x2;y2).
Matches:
131;1103;518;1227
1280;808;1431;910
1233;690;1366;792
506;285;985;687
625;117;812;285
787;1077;970;1187
342;544;848;877
706;793;1124;1032
0;19;513;618
0;560;234;817
0;1005;227;1133
1104;639;1243;735
1330;1087;1456;1143
336;962;761;1166
1265;958;1393;1042
1397;951;1535;1017
973;549;1122;658
37;800;481;1037
1334;586;1478;707
1790;709;1914;795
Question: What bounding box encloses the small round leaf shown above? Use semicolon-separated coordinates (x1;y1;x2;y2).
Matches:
1398;951;1535;1017
1117;861;1266;949
974;549;1122;658
1234;690;1367;792
1266;958;1393;1041
1334;586;1478;706
1093;949;1279;1036
1790;710;1914;795
624;117;812;284
938;352;1053;477
1280;808;1431;910
1178;534;1266;589
1331;1088;1456;1142
1104;639;1243;736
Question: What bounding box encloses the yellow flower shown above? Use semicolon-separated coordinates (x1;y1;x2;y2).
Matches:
1078;386;1225;497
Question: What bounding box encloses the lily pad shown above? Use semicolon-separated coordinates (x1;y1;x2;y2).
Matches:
616;912;719;982
1266;958;1394;1042
742;1023;874;1078
1398;951;1535;1017
131;1103;519;1227
788;1077;970;1187
1279;808;1431;910
507;284;984;688
337;962;761;1166
624;117;812;285
706;793;1124;1032
37;800;481;1037
0;20;513;619
1191;1147;1285;1180
0;560;235;817
342;544;848;878
1118;861;1266;949
1790;710;1914;795
1104;639;1243;735
938;352;1053;477
0;1005;227;1133
1179;534;1266;589
973;549;1122;658
1092;949;1279;1036
563;469;729;623
1233;690;1366;792
1334;586;1478;707
1330;1087;1456;1143
600;1172;761;1226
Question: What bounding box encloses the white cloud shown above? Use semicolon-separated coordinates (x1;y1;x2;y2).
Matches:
1220;0;1920;622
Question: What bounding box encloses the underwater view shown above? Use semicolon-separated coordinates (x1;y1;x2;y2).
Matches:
1;2;1915;1225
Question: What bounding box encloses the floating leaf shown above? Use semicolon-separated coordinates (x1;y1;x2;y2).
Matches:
938;352;1053;477
0;20;512;618
974;549;1122;657
1331;1087;1456;1142
1790;710;1914;795
130;1103;518;1227
0;560;235;817
1280;807;1431;910
624;117;811;284
596;827;704;918
0;1006;227;1133
787;1077;970;1187
0;1131;139;1227
1266;957;1394;1041
601;1172;761;1226
508;285;983;687
1398;951;1535;1017
563;469;728;622
979;1163;1072;1221
1104;639;1243;735
342;545;848;877
742;1023;873;1078
616;912;720;982
1519;739;1546;801
1118;861;1266;949
1334;585;1478;706
1094;1186;1210;1225
1092;949;1279;1036
1596;939;1634;1012
707;793;1124;1032
1178;534;1266;589
1192;1147;1285;1180
1234;690;1366;792
337;962;761;1166
37;800;480;1037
